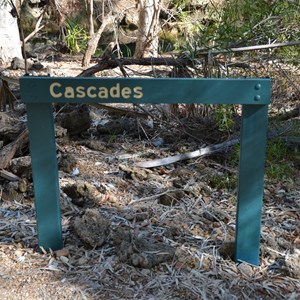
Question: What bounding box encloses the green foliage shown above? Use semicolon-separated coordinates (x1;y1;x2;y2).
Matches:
64;18;89;54
229;144;240;166
208;173;237;190
122;44;133;57
214;105;235;133
171;0;300;58
229;141;295;181
265;141;294;180
216;0;300;51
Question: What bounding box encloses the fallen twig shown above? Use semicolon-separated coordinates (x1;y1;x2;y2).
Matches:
0;169;20;181
198;40;300;55
135;139;239;168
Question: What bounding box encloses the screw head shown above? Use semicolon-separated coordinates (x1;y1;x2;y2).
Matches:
255;84;261;90
254;95;261;101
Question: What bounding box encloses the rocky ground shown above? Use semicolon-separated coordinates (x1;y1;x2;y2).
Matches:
0;56;299;299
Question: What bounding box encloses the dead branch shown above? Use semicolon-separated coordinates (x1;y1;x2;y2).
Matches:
271;107;300;122
24;10;45;43
0;169;20;181
78;56;193;77
0;129;28;170
135;139;239;168
90;103;149;119
199;40;300;55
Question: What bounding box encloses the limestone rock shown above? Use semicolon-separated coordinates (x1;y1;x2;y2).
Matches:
73;209;111;247
112;227;175;268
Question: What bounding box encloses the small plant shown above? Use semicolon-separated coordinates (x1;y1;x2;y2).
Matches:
214;104;235;133
265;141;294;180
208;173;237;190
229;144;240;166
64;18;89;54
108;132;117;144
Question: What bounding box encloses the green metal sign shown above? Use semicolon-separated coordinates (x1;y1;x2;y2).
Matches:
20;76;271;266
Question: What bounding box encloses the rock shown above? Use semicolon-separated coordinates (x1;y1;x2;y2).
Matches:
60;256;69;264
56;104;91;135
30;62;44;71
219;241;235;260
11;57;25;70
55;125;68;144
158;190;186;206
9;156;32;178
237;262;254;278
62;180;101;207
284;249;300;279
18;178;28;193
119;164;151;181
0;112;23;140
73;209;111;247
4;181;20;201
78;140;105;152
171;167;194;179
112;227;175;268
14;232;25;242
171;167;195;187
58;153;78;174
54;248;70;258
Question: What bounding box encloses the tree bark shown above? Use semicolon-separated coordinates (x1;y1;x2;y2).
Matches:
0;0;22;65
88;0;94;37
134;0;161;58
82;15;115;67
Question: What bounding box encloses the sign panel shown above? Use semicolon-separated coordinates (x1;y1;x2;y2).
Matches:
20;77;271;105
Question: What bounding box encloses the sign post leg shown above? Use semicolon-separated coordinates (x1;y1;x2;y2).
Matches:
26;103;63;250
235;104;268;265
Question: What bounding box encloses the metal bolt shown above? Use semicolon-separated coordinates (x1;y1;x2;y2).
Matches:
255;84;261;90
254;95;261;101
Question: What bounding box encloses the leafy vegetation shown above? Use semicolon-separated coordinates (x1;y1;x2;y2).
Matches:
171;0;300;58
208;137;299;190
265;140;296;180
64;17;89;54
214;104;235;133
208;172;237;190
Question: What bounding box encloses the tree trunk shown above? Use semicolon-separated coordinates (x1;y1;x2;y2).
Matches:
82;15;115;67
88;0;94;37
134;0;161;58
0;0;22;65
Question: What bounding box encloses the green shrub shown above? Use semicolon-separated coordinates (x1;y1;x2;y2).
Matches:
171;0;300;58
265;141;294;180
208;173;237;190
214;105;235;133
64;18;89;54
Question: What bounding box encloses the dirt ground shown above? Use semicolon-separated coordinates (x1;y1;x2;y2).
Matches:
0;57;300;299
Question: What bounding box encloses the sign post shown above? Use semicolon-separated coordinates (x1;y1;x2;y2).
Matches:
20;77;271;265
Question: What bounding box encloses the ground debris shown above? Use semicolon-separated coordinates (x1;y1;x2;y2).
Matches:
0;59;299;299
112;227;175;268
73;208;111;247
